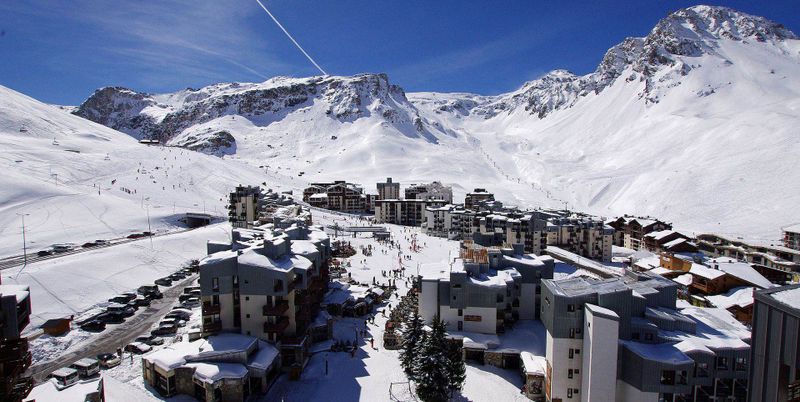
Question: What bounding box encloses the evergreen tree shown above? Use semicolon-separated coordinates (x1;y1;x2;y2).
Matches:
414;316;450;402
445;336;466;397
399;309;424;381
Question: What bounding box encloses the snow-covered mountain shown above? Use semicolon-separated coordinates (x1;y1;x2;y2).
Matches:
18;5;800;241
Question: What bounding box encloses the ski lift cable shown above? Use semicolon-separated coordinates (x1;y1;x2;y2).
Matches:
254;0;328;76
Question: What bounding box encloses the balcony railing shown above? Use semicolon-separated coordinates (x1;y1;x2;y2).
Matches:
0;339;30;364
262;301;289;316
264;317;289;333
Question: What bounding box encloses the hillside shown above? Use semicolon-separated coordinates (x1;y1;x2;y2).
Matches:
35;5;800;240
0;85;279;257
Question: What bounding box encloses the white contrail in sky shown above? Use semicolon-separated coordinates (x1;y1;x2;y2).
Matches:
254;0;328;76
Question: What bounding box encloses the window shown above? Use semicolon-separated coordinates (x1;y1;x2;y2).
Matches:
574;369;580;375
246;314;250;318
212;277;219;291
575;349;580;355
677;370;687;385
716;357;728;370
245;296;249;301
497;294;504;303
660;370;676;385
458;309;463;317
568;369;574;379
735;357;747;371
695;362;709;378
569;328;575;338
567;388;573;398
274;279;284;292
212;295;219;306
632;332;641;340
567;304;575;312
569;349;574;359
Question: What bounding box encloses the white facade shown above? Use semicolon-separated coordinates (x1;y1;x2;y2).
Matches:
580;304;619;402
546;332;583;402
440;305;497;334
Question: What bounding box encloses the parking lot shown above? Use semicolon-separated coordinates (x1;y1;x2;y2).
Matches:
27;273;201;383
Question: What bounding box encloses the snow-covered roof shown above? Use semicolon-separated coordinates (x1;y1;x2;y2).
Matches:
707;287;754;309
247;341;279;371
309;193;328;199
673;274;693;286
770;286;800;307
185;362;248;383
238;249;293;272
709;258;773;289
26;377;103;401
689;263;724;280
0;284;30;303
199;249;238;267
648;267;672;276
645;229;675;241
621;341;693;365
520;352;546;375
664;238;691;249
783;223;800;234
291;240;320;256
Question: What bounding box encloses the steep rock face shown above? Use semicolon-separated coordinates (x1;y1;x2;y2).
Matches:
465;5;799;117
73;73;441;148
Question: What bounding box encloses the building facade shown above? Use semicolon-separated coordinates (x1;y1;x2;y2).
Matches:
376;177;400;201
0;285;33;402
404;181;453;203
546;216;614;263
420;244;554;334
541;271;750;402
199;222;330;370
748;284;800;402
464;188;495;210
374;199;445;226
302;181;368;213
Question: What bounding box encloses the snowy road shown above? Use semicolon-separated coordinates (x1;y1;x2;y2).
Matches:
26;274;199;383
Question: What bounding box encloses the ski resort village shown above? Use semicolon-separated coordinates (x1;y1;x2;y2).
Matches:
2;3;800;402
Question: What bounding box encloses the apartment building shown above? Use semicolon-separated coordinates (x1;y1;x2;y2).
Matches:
546;216;613;263
784;224;800;251
199;222;330;370
420;243;554;334
697;233;800;275
228;185;263;228
376;177;400;200
643;230;698;254
404;181;453;203
302;181;368;213
607;217;672;250
541;271;750;402
748;284;800;402
374;199;445;226
464;188;495;210
0;285;33;402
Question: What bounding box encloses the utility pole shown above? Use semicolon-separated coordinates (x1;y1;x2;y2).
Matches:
146;204;153;249
16;213;30;266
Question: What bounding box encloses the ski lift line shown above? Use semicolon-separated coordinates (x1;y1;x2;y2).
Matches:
253;0;328;76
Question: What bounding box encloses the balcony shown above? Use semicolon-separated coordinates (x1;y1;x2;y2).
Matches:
0;339;30;364
262;300;289;316
264;317;289;333
202;302;221;315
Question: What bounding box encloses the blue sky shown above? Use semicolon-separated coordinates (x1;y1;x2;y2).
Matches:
1;1;798;104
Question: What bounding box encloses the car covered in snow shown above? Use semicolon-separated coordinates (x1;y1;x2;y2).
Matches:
96;353;121;369
125;342;152;354
80;319;106;332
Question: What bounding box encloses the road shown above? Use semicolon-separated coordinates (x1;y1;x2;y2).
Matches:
0;226;201;271
26;275;200;383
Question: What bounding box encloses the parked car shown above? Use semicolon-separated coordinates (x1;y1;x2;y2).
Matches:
154;277;173;286
82;241;99;248
70;358;100;378
50;367;79;389
106;303;135;318
134;296;151;307
37;249;53;257
96;353;121;369
52;243;77;253
165;310;191;321
136;335;164;346
94;239;109;246
125;342;152;354
169;273;185;281
108;295;133;304
96;312;124;324
127;233;146;239
80;319;106;332
151;323;178;336
121;292;138;300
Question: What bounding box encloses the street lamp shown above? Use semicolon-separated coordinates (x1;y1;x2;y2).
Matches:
16;213;30;266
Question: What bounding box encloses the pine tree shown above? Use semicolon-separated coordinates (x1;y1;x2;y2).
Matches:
445;336;466;397
399;309;424;381
414;316;450;402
